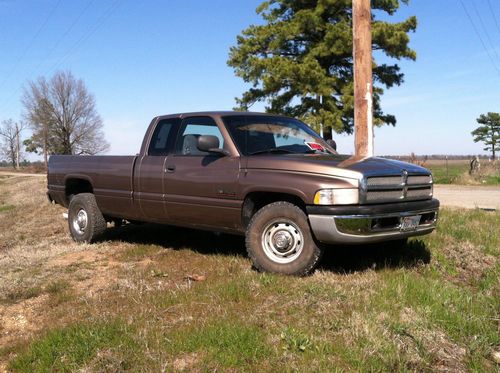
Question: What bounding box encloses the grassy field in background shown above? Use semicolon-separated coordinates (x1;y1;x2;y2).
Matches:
424;159;499;185
0;176;499;372
425;159;470;184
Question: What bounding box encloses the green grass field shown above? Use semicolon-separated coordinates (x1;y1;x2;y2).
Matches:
0;177;499;372
424;159;499;185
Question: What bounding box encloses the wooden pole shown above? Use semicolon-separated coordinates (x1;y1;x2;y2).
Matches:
15;123;20;169
353;0;373;157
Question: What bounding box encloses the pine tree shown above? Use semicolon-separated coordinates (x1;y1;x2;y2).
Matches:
472;112;500;160
228;0;417;135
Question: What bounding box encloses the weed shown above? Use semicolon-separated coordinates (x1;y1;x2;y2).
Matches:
45;279;70;295
9;320;135;372
3;286;42;303
167;321;269;368
149;268;168;277
211;278;252;303
0;204;14;213
280;327;312;353
259;272;279;287
118;244;160;261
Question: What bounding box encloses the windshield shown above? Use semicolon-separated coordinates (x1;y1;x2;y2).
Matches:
222;115;335;156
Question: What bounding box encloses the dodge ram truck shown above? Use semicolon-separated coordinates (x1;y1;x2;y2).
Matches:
47;111;439;275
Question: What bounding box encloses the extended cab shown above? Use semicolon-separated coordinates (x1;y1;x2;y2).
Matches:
47;112;439;275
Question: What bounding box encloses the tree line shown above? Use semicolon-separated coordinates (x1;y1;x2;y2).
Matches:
0;71;109;169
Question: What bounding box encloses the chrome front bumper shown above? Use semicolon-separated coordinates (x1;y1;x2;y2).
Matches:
308;200;439;245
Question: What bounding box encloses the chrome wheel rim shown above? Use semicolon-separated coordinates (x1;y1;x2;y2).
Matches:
72;208;88;235
261;221;304;264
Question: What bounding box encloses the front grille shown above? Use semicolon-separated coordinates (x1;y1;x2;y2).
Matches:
366;176;403;187
407;175;432;185
406;187;433;199
366;190;403;202
364;173;433;204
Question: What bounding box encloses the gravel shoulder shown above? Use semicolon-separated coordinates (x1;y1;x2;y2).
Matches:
434;184;500;210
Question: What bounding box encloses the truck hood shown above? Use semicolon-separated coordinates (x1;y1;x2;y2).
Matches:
245;154;431;180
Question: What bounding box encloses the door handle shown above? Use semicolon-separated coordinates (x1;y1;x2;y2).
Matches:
165;165;176;173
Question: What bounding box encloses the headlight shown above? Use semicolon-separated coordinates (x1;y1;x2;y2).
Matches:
313;189;359;205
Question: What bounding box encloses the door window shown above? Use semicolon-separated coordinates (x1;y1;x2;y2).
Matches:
175;117;224;155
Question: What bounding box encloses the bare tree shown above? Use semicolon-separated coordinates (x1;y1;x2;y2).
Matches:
22;71;109;164
22;81;53;167
0;119;26;169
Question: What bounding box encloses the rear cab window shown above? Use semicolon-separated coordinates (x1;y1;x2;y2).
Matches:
148;118;180;156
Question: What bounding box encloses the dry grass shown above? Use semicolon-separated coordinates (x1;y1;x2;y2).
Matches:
0;176;498;372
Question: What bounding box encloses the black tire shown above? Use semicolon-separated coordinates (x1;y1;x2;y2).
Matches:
68;193;107;243
245;201;323;276
112;218;123;228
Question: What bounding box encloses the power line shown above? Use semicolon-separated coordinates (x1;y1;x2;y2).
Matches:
46;0;123;75
470;0;500;62
0;0;96;111
0;0;62;92
35;0;97;74
0;0;122;113
459;0;500;76
486;0;500;35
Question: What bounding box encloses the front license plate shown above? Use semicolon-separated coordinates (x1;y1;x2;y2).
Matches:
400;215;421;231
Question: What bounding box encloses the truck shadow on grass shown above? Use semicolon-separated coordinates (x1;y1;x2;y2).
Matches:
100;223;431;274
319;240;431;273
101;223;246;256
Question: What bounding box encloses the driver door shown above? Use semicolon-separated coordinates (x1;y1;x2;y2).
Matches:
164;116;241;230
135;118;179;221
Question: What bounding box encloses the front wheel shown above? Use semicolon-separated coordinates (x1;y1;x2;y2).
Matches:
245;202;323;276
68;193;107;243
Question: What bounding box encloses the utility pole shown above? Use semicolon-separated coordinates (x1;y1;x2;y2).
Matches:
319;94;324;138
15;123;20;169
353;0;374;157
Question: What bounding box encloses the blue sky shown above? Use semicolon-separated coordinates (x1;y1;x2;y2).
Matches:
0;0;499;157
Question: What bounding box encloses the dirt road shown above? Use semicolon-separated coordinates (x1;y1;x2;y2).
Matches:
434;185;500;210
0;171;45;177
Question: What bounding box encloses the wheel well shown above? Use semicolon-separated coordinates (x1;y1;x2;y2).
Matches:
65;178;93;202
242;192;306;228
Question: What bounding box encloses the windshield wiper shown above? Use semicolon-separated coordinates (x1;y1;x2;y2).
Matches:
249;148;297;155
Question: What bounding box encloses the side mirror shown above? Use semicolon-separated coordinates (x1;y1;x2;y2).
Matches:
197;135;229;156
326;139;337;151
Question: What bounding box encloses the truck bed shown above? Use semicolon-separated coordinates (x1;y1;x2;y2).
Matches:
48;155;138;219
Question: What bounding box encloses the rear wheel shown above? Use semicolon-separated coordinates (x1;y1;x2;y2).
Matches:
68;193;107;243
245;201;323;276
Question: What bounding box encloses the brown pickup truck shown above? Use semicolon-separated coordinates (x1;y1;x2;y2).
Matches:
47;111;439;275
